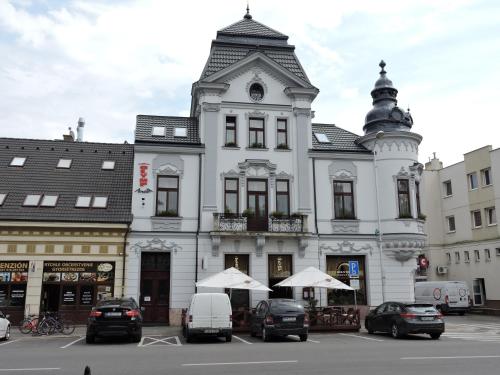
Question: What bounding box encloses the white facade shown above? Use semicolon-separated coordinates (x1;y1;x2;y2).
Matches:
126;12;426;325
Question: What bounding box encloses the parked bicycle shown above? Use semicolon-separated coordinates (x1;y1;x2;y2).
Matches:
18;314;40;334
38;312;75;335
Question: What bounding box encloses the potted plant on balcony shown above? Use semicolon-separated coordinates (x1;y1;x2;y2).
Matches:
157;209;178;217
249;142;264;149
398;213;413;219
225;142;237;147
224;206;236;217
291;212;302;218
418;213;427;221
270;211;285;218
276;143;288;150
242;209;254;217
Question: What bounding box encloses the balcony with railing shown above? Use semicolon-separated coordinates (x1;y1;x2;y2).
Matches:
212;213;308;234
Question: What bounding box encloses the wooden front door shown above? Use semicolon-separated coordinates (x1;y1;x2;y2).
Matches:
247;179;268;231
140;252;170;324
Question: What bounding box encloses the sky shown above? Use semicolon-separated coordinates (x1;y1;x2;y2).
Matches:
0;0;499;166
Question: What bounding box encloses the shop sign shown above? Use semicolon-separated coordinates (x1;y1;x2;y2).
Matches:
0;261;29;283
135;163;152;193
80;286;94;305
62;288;76;304
43;261;115;283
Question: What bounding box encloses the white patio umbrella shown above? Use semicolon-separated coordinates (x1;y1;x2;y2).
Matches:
273;266;353;290
196;267;272;291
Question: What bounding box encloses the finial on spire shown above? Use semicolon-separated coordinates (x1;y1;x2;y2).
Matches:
407;106;411;113
244;2;252;19
379;60;386;75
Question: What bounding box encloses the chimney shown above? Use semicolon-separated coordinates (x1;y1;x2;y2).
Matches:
63;127;75;142
77;117;85;142
425;152;443;171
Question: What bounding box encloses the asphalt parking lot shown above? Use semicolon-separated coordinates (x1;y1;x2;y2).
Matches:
1;314;500;375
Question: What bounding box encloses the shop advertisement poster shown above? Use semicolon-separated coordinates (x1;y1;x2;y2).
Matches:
0;261;29;283
42;261;115;283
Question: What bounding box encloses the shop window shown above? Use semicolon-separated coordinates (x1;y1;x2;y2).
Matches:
224;178;239;214
0;261;29;313
156;176;179;216
225;254;250;310
225;116;237;147
276;180;290;216
397;179;411;218
443;180;452;197
333;181;355;219
62;285;77;305
326;255;366;305
268;255;292;299
248;118;265;148
276;119;288;149
80;285;94;306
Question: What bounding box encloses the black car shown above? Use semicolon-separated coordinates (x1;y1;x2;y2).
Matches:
365;302;444;339
250;299;309;342
86;297;143;343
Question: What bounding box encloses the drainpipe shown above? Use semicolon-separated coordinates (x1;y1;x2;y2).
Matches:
312;157;321;306
121;224;130;297
195;154;202;293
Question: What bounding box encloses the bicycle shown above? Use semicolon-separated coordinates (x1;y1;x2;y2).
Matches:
38;313;75;335
18;314;40;334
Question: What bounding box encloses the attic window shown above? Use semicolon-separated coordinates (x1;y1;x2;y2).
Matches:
0;193;7;206
57;159;72;168
249;83;264;101
75;196;92;208
10;157;26;167
152;126;165;136
92;196;108;208
174;128;187;137
40;195;58;207
314;132;330;143
23;194;42;206
102;161;115;170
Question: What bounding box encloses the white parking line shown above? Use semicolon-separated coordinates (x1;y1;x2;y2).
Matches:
0;339;19;346
339;333;384;342
233;335;252;344
182;360;298;366
60;336;84;349
307;338;320;343
138;336;181;347
401;355;500;360
0;369;60;372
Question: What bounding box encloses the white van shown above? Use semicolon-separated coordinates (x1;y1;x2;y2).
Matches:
415;281;471;315
184;293;232;342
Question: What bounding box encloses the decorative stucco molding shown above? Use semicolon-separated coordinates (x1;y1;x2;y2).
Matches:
131;237;181;256
382;239;426;262
151;217;182;231
238;159;277;178
256;235;265;257
293;108;312;118
244;110;269;121
245;71;269;103
298;238;308;257
330;220;360;233
211;235;221;257
202;103;221;112
328;161;357;179
319;241;372;255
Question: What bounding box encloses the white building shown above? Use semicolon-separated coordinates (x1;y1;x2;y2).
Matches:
422;147;500;309
126;9;426;325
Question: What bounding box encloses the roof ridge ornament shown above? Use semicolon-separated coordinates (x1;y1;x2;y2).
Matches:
244;2;252;19
379;60;386;75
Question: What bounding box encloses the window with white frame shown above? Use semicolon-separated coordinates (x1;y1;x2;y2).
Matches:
471;210;482;228
276;180;290;216
443;180;452;196
10;157;26;167
485;249;491;262
151;126;165;136
474;249;480;262
446;216;456;232
23;194;42;206
464;250;470;263
57;159;72;168
446;252;451;264
225;116;237;147
486;207;496;226
481;168;492;186
454;251;460;264
496;248;500;257
276;119;288;149
333;181;355;219
397;179;411;218
248;118;265;148
468;172;478;190
174;127;187;137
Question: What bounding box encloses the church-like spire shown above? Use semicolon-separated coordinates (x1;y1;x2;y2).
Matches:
244;2;252;19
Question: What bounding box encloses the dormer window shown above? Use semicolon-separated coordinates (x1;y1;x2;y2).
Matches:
57;159;72;168
174;128;187;137
152;126;165;136
314;132;330;143
10;157;26;167
249;83;264;101
102;161;115;170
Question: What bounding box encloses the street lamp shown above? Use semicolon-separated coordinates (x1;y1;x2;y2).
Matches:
373;130;386;302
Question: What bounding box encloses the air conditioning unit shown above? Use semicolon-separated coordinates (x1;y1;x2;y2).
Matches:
437;266;448;275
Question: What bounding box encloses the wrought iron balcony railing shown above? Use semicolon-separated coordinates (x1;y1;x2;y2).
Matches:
213;213;307;233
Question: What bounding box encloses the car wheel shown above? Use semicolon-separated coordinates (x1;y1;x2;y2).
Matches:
262;326;270;342
459;311;465;316
365;321;374;334
250;327;256;337
226;334;232;342
186;328;193;343
299;334;308;342
2;325;10;341
85;334;95;344
391;323;402;339
430;333;441;340
131;334;141;343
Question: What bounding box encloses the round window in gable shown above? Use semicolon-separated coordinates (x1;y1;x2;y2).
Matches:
249;83;264;102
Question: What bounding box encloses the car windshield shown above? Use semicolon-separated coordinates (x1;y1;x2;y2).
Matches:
406;305;438;314
270;300;304;314
97;299;135;308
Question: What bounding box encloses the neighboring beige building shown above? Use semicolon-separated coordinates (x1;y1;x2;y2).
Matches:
422;146;500;308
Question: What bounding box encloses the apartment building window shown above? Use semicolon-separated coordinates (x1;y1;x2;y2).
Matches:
496;248;500;257
276;119;288;149
249;118;265;148
446;252;451;264
446;216;456;232
468;172;478;190
333;181;355;219
481;168;492;186
276;180;290;216
224;178;239;214
474;249;480;262
464;251;470;263
471;210;482;228
485;249;491;262
443;180;452;197
486;207;497;226
225;116;237;147
416;181;422;217
397;179;411;218
454;251;460;264
156;176;179;216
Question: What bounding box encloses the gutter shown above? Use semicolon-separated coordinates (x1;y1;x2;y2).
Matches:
121;223;130;297
195;154;202;293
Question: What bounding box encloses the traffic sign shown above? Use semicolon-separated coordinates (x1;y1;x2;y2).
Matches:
350;278;360;290
348;261;359;277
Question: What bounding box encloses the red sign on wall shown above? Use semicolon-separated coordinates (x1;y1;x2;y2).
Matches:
139;163;149;187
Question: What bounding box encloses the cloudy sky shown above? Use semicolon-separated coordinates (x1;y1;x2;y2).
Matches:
0;0;499;166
